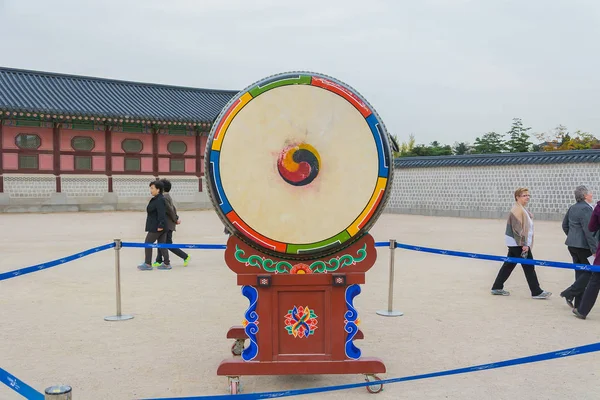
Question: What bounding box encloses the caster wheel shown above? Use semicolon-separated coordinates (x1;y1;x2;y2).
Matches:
231;339;245;356
228;377;241;394
365;375;383;394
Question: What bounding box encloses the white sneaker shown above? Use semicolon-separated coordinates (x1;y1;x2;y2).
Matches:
532;291;552;299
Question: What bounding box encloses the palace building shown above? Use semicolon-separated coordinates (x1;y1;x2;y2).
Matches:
0;67;237;212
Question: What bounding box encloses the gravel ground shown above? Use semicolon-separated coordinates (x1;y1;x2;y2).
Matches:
0;211;598;399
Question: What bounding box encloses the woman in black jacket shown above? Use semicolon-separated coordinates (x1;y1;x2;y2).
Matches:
138;180;171;270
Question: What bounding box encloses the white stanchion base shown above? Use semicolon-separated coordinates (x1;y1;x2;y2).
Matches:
104;315;134;321
44;384;72;399
376;310;404;317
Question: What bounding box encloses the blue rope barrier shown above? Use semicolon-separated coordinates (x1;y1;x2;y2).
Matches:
141;341;600;399
120;242;227;250
0;367;43;400
375;241;600;273
0;243;115;282
1;239;597;283
123;240;600;272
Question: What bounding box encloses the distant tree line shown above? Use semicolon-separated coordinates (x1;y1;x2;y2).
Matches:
393;118;600;158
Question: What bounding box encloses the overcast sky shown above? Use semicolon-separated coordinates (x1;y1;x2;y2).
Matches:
1;0;598;145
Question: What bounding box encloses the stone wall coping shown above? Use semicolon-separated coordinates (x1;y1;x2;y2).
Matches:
394;149;600;169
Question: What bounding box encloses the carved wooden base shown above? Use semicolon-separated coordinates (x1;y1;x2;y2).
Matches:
217;357;386;376
219;233;386;386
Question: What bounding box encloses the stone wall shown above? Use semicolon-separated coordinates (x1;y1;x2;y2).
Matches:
0;174;212;213
385;151;600;221
62;176;109;198
3;175;55;199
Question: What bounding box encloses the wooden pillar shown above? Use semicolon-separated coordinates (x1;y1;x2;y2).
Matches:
105;125;113;192
0;120;3;193
53;122;61;193
196;129;203;192
152;125;159;178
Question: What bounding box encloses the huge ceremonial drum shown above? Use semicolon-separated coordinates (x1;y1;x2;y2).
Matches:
205;72;393;259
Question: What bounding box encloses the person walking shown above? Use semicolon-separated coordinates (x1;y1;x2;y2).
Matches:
573;200;600;319
138;180;171;271
559;186;597;308
490;187;552;299
153;179;191;267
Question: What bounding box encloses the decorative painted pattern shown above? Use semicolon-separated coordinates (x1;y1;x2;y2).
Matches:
206;72;392;257
290;263;312;274
2;119;53;128
234;243;368;274
284;305;318;338
248;74;312;97
277;143;321;187
344;284;362;360
241;285;259;361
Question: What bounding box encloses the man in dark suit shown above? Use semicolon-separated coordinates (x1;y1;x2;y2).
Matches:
560;185;597;308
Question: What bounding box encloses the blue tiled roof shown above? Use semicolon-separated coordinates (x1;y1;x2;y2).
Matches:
0;67;238;123
394;150;600;168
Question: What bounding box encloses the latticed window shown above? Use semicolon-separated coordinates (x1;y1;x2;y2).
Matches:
124;157;141;171
72;136;95;151
19;155;38;169
167;141;187;154
75;156;92;170
15;134;41;149
122;139;143;153
170;159;185;172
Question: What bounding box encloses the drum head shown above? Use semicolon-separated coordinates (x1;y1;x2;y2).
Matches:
206;72;393;259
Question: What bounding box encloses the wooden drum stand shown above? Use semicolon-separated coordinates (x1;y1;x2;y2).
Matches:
217;234;385;394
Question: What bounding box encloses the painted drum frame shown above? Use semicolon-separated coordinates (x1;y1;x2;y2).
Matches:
205;71;393;259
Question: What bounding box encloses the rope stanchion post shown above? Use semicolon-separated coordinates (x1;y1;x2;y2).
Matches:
104;239;134;322
376;239;404;317
44;385;72;399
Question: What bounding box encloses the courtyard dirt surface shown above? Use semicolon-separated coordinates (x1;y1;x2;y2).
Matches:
1;211;598;400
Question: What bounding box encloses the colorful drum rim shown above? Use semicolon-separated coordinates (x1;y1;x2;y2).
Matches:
205;71;393;259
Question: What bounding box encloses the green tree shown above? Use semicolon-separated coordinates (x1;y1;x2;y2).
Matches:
429;141;452;156
556;125;569;145
548;124;569;150
571;130;598;149
399;134;416;157
452;141;471;155
411;144;431;156
408;141;452;157
535;125;599;151
472;132;507;154
533;125;565;151
505;118;532;152
397;136;465;157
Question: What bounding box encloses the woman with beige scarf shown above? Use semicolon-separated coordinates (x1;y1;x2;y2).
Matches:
490;188;552;299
